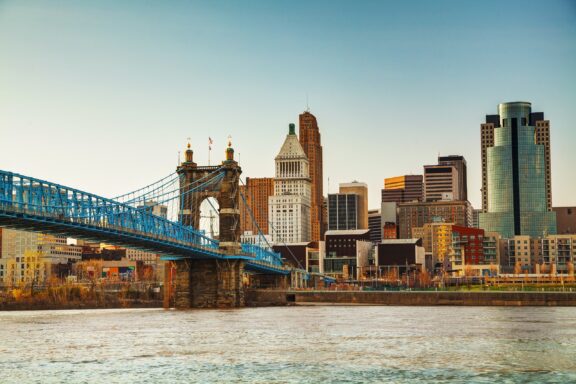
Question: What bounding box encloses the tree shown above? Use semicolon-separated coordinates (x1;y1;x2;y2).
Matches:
23;250;46;296
567;261;575;282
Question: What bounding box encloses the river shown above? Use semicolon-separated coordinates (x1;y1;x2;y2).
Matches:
1;306;575;383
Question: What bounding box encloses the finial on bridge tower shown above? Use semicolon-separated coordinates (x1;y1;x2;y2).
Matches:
185;138;194;163
225;135;234;162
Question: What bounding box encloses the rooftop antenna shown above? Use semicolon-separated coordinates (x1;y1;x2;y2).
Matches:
177;150;180;165
305;92;310;112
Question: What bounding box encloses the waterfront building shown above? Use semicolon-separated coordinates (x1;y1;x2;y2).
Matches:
339;182;368;229
479;102;557;238
381;175;423;203
0;229;81;285
38;234;82;265
451;225;487;265
501;236;539;273
553;207;576;234
412;222;453;267
502;234;576;274
438;155;468;201
126;249;158;266
375;239;426;274
423;164;459;202
324;229;371;280
398;200;472;239
269;124;311;244
411;223;500;275
368;209;382;243
299;111;324;241
327;193;359;231
239;177;274;235
273;241;324;273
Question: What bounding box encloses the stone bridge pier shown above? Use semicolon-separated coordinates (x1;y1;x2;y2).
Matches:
173;259;245;308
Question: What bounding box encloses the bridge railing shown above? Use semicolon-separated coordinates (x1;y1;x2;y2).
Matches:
0;170;219;251
241;243;283;266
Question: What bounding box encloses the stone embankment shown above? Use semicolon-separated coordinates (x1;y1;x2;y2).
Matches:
246;290;576;306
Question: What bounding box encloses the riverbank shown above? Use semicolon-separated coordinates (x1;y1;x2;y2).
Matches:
0;284;163;311
247;290;576;306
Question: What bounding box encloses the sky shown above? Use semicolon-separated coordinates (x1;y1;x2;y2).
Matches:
1;0;575;209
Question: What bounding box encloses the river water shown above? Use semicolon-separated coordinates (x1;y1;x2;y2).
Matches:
1;306;575;383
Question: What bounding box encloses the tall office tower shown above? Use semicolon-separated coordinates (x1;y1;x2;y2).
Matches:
327;193;359;231
339;182;368;229
381;175;423;203
239;177;274;235
438;155;468;201
299;111;324;241
479;102;557;238
423;164;459;202
269;124;311;244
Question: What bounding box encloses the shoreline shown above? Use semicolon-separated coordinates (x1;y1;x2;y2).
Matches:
4;290;576;310
246;289;576;307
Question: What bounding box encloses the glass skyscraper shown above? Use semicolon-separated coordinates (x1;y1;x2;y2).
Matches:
479;102;557;238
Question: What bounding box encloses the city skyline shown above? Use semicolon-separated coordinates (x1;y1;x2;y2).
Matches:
1;0;575;210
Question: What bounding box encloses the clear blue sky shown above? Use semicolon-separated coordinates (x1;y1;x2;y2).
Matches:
1;0;575;209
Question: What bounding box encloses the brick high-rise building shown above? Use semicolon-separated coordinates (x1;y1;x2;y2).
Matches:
239;177;274;235
398;200;472;239
299;111;324;241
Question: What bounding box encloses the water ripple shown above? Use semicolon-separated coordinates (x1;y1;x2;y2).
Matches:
1;307;575;383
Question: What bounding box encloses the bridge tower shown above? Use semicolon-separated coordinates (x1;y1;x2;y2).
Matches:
171;140;245;309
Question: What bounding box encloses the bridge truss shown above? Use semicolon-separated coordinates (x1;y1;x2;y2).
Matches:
0;169;287;274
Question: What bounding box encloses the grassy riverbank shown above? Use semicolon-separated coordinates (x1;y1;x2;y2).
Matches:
0;283;162;310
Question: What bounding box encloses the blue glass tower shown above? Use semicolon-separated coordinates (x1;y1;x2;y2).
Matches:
479;102;557;238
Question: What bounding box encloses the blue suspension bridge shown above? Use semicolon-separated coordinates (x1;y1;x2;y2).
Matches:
0;142;313;307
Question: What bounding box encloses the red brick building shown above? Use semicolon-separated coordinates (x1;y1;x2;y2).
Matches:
299;111;324;241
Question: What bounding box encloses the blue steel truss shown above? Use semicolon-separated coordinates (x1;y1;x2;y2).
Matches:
0;170;286;274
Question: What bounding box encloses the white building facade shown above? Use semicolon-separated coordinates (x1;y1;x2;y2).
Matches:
269;124;311;244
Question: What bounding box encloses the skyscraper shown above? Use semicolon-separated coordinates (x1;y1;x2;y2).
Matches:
269;124;311;244
423;164;459;202
239;177;274;235
339;182;368;229
368;209;382;243
381;175;423;203
438;155;468;201
327;193;359;231
299;111;324;241
479;102;557;238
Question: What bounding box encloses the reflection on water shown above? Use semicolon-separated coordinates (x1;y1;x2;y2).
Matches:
1;306;575;383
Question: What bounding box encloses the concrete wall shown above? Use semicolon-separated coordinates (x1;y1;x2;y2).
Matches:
291;291;576;306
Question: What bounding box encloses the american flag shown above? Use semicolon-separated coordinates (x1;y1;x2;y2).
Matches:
208;137;213;150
